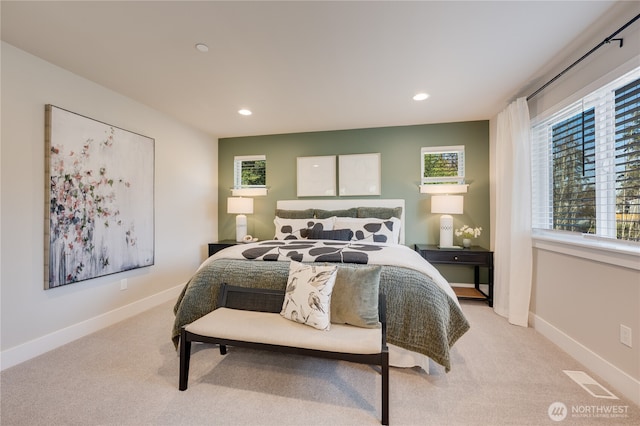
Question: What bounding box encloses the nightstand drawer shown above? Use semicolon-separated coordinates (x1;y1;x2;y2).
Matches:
425;251;490;265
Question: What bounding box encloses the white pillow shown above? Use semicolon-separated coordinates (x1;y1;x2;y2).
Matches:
388;217;401;244
280;261;338;330
333;217;400;244
273;216;335;240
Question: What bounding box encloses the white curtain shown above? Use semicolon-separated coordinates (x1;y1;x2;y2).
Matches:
494;97;532;327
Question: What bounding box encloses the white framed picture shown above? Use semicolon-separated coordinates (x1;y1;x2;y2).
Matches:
339;153;381;196
296;155;336;197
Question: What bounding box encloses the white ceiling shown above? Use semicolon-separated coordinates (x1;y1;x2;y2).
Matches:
0;1;620;138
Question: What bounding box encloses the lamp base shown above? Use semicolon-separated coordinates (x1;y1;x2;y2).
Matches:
439;214;454;248
235;214;247;242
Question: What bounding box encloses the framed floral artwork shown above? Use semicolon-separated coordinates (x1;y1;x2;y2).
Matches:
44;105;155;289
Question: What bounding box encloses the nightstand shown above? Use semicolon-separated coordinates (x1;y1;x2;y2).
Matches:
415;244;494;307
208;240;239;257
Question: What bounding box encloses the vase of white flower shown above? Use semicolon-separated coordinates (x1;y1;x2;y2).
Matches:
455;225;482;249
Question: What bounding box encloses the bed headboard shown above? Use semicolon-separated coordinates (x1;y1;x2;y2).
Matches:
276;199;406;245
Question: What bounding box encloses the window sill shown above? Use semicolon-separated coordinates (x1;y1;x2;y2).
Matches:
532;232;640;271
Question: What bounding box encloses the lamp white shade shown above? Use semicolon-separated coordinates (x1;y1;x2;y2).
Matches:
431;195;463;214
227;197;254;214
228;197;254;242
431;195;464;248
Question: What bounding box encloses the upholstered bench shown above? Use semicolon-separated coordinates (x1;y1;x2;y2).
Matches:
179;284;390;425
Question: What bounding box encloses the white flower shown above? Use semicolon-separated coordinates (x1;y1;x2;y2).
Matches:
455;225;482;239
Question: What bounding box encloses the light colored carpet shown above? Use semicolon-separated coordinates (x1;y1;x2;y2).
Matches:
1;299;638;425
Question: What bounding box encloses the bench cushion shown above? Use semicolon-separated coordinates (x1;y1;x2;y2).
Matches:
186;307;382;354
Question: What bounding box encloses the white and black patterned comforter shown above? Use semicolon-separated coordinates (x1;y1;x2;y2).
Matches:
173;240;470;371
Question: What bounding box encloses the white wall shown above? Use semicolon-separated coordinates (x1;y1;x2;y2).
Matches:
490;1;640;404
0;42;218;368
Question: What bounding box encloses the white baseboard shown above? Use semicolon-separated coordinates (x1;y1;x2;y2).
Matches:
530;312;640;406
0;283;185;371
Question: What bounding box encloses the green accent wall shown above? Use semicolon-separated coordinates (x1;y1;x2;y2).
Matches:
219;120;490;254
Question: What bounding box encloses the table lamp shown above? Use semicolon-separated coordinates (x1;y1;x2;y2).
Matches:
431;195;463;248
227;197;254;242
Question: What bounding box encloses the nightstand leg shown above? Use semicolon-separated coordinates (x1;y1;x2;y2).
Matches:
474;266;480;291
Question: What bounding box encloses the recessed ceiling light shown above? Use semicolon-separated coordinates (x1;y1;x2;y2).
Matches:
238;109;252;116
413;92;429;101
195;43;209;53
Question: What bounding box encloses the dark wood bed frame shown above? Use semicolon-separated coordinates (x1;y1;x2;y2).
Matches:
179;284;390;425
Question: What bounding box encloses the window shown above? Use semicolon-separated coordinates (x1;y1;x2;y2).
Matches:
232;155;266;196
233;155;266;188
531;67;640;244
550;108;596;234
615;78;640;241
421;145;465;185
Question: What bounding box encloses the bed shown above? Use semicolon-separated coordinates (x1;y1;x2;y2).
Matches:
172;199;469;372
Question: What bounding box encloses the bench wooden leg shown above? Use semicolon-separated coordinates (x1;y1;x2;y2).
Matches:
219;344;227;355
179;328;191;391
381;351;389;425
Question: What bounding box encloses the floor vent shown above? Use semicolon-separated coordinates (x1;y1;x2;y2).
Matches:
563;370;618;399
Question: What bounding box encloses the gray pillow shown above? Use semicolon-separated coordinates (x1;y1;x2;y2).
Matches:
357;206;403;220
331;265;382;328
314;208;358;219
275;208;314;219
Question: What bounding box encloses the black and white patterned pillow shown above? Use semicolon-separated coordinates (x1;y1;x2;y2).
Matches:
273;217;335;240
333;217;400;243
280;260;338;330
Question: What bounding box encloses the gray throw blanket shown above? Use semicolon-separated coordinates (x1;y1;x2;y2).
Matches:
172;259;469;372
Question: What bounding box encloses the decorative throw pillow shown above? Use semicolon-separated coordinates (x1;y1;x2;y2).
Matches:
275;208;315;219
331;265;382;328
307;228;352;241
281;261;338;330
273;217;335;240
333;217;399;244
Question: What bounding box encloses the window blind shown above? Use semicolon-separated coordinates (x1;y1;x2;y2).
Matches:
551;108;596;234
420;145;465;185
615;77;640;240
531;66;640;243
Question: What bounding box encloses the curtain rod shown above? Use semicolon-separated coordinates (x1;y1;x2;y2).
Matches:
527;13;640;101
